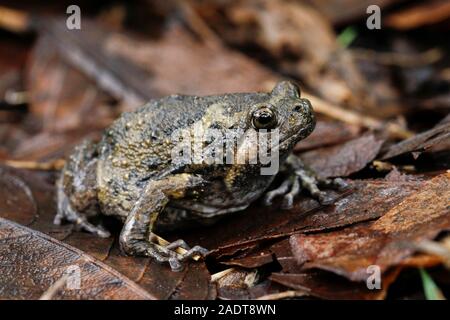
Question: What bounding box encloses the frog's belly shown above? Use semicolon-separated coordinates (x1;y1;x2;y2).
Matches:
154;205;240;232
158;181;267;231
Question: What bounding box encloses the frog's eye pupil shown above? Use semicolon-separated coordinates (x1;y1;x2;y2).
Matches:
258;113;272;124
252;107;277;130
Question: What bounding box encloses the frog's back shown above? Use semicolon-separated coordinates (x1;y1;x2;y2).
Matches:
95;92;268;217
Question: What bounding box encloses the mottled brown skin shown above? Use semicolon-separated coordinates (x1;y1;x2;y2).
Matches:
55;81;345;271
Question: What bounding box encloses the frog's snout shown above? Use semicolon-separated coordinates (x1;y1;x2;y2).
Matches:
291;98;313;115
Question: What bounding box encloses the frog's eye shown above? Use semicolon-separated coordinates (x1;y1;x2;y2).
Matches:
252;107;278;130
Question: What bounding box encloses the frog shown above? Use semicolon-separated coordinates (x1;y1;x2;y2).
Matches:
55;81;346;271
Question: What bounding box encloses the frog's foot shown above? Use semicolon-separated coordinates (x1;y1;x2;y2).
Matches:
165;239;209;263
264;168;347;208
121;237;209;272
55;191;110;238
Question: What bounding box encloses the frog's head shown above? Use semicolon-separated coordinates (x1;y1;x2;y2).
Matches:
230;80;314;171
209;81;315;203
181;81;314;177
223;81;315;178
248;81;315;154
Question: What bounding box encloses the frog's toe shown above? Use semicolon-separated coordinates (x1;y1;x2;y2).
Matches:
56;196;111;238
69;218;110;238
179;245;209;262
149;248;183;271
263;179;292;206
149;243;208;271
299;172;344;205
85;223;111;238
264;175;303;209
166;239;209;261
165;239;190;250
318;176;348;190
281;178;301;209
138;242;184;271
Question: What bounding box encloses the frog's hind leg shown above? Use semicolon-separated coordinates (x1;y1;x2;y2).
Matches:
55;140;110;238
55;176;110;238
119;173;209;272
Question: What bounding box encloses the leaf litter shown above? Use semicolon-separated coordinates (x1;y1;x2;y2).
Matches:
0;1;449;299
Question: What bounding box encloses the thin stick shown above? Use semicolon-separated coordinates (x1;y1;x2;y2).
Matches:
305;92;414;139
210;268;236;283
153;234;202;261
3;159;66;171
351;48;442;67
0;6;30;33
39;274;69;300
256;290;307;300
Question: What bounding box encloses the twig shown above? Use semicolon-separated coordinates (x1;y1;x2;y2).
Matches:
414;237;450;269
0;6;30;33
350;48;442;67
153;234;202;261
4;90;29;105
256;290;307;300
39;274;69;300
210;268;236;283
305;92;414;139
176;0;222;49
3;159;66;171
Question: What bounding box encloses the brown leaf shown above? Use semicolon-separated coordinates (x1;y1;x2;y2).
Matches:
222;250;274;268
35;17;156;108
0;168;37;225
381;121;450;160
0;217;154;299
181;177;424;259
27;34;115;133
215;268;259;300
192;0;374;111
12;130;101;161
0;166;213;300
300;134;384;179
294;120;361;152
289;172;450;281
104;23;276;100
31;17;277;110
269;269;401;300
307;0;404;25
385;0;450;30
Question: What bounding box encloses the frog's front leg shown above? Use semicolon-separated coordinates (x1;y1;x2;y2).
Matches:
119;173;209;271
264;154;348;208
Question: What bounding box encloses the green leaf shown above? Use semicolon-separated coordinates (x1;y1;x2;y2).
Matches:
337;26;358;48
419;268;446;300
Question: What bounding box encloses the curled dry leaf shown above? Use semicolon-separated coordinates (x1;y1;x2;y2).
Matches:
0;166;214;300
181;176;424;260
300;133;384;179
214;268;285;300
0;217;154;300
381;121;450;160
215;268;258;300
0;168;37;225
294;120;362;152
289;172;450;281
104;23;276;100
222;250;274;269
269;268;401;300
27;33;115;133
